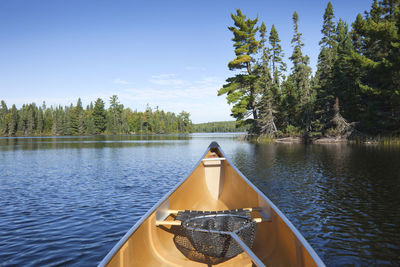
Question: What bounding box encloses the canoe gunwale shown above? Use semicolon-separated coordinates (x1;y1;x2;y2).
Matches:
98;144;211;267
216;145;325;267
98;141;325;267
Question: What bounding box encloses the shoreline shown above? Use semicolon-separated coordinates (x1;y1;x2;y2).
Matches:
245;134;400;145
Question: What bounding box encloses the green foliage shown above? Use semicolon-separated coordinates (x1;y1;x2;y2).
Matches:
93;98;107;134
219;9;260;133
313;1;337;131
193;121;248;133
219;3;400;139
0;97;193;136
269;24;287;84
289;11;313;131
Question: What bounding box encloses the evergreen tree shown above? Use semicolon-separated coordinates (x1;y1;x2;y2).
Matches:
0;101;8;135
37;106;44;134
289;11;313;131
8;105;18;136
108;95;123;134
269;24;286;85
257;22;277;136
218;9;260;133
279;77;299;131
349;0;400;133
93;98;107;134
314;1;337;131
43;107;53;134
69;98;83;135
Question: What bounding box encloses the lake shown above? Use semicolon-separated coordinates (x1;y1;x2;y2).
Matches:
0;134;399;266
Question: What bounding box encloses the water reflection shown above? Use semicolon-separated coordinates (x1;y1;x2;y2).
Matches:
232;144;400;265
0;136;399;266
0;135;192;151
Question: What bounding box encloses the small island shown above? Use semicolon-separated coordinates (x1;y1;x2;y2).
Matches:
218;2;400;144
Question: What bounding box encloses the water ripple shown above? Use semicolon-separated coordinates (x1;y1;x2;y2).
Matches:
1;136;400;265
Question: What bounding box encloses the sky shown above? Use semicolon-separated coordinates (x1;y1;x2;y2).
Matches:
0;0;372;123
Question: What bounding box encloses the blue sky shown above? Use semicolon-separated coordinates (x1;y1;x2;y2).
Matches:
0;0;372;123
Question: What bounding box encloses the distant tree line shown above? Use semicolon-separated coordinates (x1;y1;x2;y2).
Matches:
219;0;400;138
0;95;193;136
193;121;249;133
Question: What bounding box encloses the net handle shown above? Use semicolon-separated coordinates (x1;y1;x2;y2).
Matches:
230;232;266;267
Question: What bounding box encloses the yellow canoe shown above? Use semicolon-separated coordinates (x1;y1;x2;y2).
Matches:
99;142;324;267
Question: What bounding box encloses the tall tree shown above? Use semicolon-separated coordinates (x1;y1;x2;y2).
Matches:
8;105;18;136
108;95;123;134
0;101;8;135
69;99;82;135
93;98;107;134
349;0;400;133
289;11;313;131
37;106;44;134
218;9;260;133
269;24;287;85
257;22;277;136
314;1;337;131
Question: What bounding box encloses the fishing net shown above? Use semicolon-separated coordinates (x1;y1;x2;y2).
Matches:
173;209;257;264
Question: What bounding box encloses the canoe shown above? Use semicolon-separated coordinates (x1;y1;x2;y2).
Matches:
99;142;325;267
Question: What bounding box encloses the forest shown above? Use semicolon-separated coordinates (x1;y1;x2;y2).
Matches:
219;0;400;139
193;121;248;133
0;95;193;136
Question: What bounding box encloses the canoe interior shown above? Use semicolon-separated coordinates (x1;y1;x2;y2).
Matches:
104;145;321;266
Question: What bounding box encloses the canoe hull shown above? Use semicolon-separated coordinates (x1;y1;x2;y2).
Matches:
99;142;324;266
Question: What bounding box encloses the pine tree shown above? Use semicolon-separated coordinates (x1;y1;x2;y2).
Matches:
314;1;337;132
37;106;44;134
330;19;358;135
69;98;82;135
43;107;53;134
218;9;260;133
108;95;123;134
93;98;106;134
257;22;277;136
289;11;313;131
269;24;286;85
0;101;8;135
349;0;400;133
8;104;18;136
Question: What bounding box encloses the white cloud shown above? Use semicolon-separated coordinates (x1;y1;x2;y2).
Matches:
149;73;185;87
119;75;231;122
113;78;129;85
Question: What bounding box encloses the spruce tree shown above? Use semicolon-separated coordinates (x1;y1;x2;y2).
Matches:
8;104;18;136
289;11;313;132
269;24;286;85
257;22;277;136
0;101;8;135
93;98;107;134
349;0;400;133
314;1;337;132
37;106;44;134
218;9;260;133
108;95;123;134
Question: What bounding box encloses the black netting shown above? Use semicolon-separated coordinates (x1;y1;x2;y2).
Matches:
173;210;257;264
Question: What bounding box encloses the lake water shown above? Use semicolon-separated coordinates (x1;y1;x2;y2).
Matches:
0;134;399;266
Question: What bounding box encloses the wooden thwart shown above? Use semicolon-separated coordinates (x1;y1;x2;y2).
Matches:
156;208;271;226
156;217;271;226
165;207;262;215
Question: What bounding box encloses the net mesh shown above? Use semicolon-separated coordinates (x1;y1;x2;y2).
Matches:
173;209;257;264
